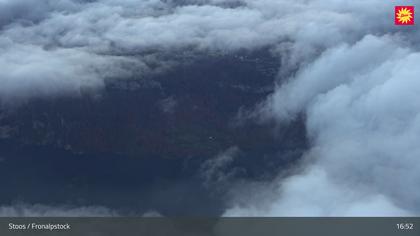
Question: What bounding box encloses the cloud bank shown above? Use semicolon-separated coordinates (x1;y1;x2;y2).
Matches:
0;0;405;101
224;1;420;216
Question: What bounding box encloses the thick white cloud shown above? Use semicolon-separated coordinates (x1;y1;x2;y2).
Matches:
0;0;405;101
225;34;420;216
0;38;143;104
263;35;410;121
226;167;412;216
219;0;420;217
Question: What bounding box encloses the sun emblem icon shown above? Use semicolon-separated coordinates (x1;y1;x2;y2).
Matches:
395;6;415;25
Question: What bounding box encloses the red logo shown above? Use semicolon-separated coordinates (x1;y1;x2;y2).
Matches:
395;6;415;25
